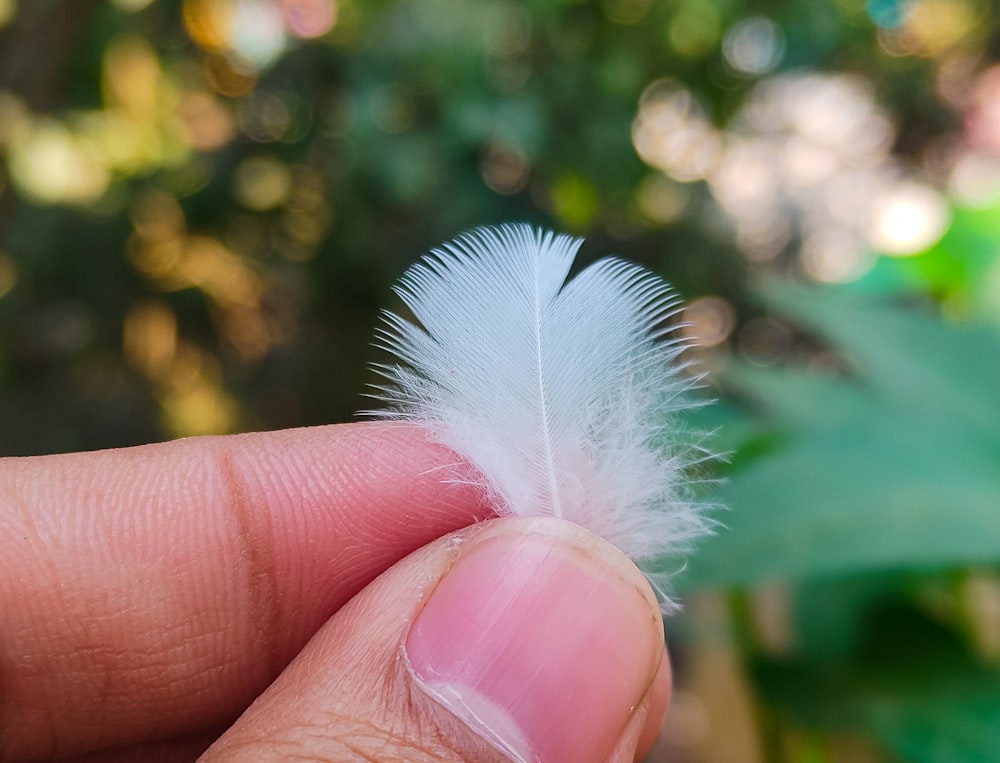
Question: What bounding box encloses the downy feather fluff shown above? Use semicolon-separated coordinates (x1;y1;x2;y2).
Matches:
369;223;714;612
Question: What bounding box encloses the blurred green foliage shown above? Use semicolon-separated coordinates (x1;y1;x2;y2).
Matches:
3;0;1000;761
677;200;1000;761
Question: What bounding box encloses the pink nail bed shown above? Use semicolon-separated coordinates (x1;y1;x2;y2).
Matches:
404;533;658;763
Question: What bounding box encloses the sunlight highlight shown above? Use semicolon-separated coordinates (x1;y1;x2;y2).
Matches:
870;183;950;255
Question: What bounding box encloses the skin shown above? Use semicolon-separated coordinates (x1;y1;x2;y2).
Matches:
0;422;670;762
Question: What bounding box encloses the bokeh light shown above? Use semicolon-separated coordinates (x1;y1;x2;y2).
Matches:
800;229;875;283
869;182;950;255
722;17;784;76
949;150;1000;206
668;2;721;58
234;155;293;210
230;0;287;67
8;119;111;205
183;0;288;69
480;142;531;195
177;91;236;150
867;0;915;29
549;174;600;229
633;67;954;278
684;296;737;348
124;300;179;380
632;80;722;183
635;174;690;226
280;0;337;39
183;0;234;51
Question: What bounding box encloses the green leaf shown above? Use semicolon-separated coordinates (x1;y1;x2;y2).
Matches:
762;283;1000;433
679;284;1000;590
683;420;1000;588
720;362;874;434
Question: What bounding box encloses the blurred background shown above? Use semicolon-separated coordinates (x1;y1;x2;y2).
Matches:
2;0;1000;760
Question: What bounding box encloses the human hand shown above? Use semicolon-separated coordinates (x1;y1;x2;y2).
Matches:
0;423;671;762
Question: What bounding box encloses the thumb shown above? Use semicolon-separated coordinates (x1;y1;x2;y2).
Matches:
202;517;670;763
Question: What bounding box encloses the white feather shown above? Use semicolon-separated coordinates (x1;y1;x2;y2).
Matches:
368;223;715;612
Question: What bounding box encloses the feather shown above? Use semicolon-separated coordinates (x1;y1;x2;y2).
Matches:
367;223;715;612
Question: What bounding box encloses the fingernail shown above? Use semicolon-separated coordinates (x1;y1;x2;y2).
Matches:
404;524;660;763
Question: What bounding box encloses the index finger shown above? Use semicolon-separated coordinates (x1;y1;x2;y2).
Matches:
0;422;489;761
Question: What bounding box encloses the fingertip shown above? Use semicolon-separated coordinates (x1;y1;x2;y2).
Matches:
404;518;663;763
